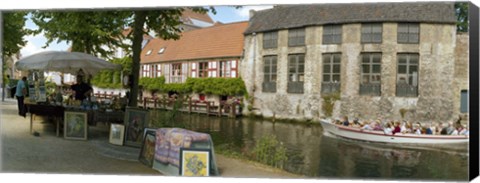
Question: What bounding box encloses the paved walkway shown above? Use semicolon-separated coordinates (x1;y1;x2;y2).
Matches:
0;98;300;178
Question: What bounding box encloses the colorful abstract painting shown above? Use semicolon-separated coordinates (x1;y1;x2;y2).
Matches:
179;148;210;176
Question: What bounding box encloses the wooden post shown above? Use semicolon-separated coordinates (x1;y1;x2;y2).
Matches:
188;98;192;113
206;102;210;115
219;102;222;117
231;103;236;118
30;114;33;134
143;97;147;108
56;118;60;137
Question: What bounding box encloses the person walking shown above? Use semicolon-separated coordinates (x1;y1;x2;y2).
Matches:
15;76;27;117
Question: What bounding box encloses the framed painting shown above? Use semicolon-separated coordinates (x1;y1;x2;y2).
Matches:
124;107;149;147
109;124;125;145
179;148;211;176
139;128;156;167
64;111;88;140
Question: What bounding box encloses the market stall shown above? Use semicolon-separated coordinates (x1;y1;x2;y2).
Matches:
15;51;122;138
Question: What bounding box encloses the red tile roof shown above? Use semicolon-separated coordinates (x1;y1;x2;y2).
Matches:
121;28;154;40
141;21;248;64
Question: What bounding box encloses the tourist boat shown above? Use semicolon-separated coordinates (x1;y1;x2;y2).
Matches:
319;119;469;144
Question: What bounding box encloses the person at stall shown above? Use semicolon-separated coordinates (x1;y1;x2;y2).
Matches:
15;76;27;117
71;75;93;101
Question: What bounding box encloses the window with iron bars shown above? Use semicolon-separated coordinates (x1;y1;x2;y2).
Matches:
360;53;382;96
288;28;305;47
361;23;382;43
287;54;305;93
397;23;419;44
262;55;277;93
396;53;419;97
322;53;341;94
263;31;278;49
323;25;342;44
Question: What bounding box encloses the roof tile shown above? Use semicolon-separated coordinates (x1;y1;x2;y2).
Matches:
141;21;248;63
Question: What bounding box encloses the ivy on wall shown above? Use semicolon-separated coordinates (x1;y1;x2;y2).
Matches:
139;77;247;96
91;57;132;89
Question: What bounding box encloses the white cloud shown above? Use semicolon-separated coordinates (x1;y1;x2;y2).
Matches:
235;5;273;19
20;32;68;58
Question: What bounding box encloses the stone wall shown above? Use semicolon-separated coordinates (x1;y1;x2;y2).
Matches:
242;22;467;122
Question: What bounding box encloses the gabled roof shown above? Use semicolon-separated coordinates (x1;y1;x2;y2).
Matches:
181;8;215;25
245;2;456;34
141;21;248;64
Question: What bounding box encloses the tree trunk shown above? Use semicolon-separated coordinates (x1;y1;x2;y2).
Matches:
128;11;147;107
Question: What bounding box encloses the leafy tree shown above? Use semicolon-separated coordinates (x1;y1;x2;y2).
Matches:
455;2;468;32
3;12;28;57
2;12;28;101
31;8;216;106
31;11;130;58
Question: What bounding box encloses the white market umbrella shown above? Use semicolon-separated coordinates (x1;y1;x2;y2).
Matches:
15;51;121;75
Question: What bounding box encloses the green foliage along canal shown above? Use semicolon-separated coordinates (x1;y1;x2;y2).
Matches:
150;110;468;180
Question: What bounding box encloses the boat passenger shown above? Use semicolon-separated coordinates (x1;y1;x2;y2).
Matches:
342;116;349;126
400;121;408;133
450;129;459;135
429;122;436;135
425;123;433;135
459;125;469;135
373;120;383;131
362;122;373;130
384;123;393;135
352;118;361;128
446;121;456;135
413;125;421;135
436;122;444;135
406;121;413;133
440;123;449;135
392;121;401;135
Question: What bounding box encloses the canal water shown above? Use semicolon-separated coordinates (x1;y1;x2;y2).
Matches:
159;111;469;181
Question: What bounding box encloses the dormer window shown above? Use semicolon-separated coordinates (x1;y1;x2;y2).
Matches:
158;47;166;54
146;49;152;55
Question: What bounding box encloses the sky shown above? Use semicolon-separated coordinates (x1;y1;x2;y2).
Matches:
20;5;274;58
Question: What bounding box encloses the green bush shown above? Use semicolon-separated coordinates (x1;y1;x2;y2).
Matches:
91;57;132;89
252;134;288;169
322;92;341;117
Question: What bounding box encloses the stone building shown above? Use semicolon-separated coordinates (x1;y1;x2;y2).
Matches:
241;3;469;122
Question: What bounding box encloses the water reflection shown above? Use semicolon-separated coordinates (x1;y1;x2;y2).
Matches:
165;112;468;180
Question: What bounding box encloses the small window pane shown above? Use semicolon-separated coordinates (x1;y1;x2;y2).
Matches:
298;65;304;73
323;75;330;82
398;65;407;73
373;54;381;63
362;55;370;63
398;24;408;33
362;65;370;72
409;65;418;73
372;65;381;73
323;65;331;73
333;65;341;73
362;75;370;84
334;54;341;63
398;55;407;64
332;75;340;82
410;25;419;33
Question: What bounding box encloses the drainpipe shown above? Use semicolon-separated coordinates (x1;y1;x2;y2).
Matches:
252;32;257;93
